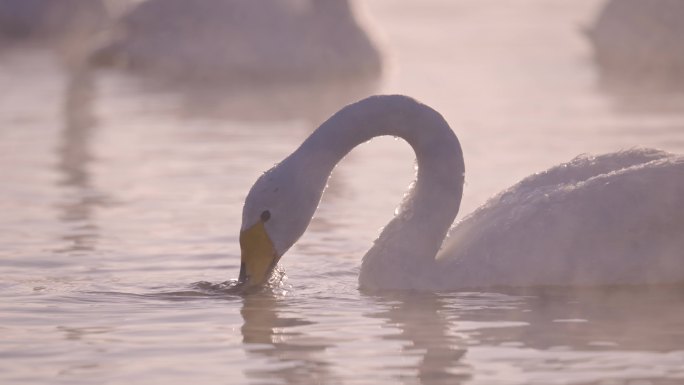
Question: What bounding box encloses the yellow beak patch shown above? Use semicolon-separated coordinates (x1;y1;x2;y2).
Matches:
239;220;279;287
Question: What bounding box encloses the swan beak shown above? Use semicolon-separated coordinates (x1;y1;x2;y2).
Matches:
238;220;279;287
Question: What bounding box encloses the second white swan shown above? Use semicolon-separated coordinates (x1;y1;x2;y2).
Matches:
238;95;684;291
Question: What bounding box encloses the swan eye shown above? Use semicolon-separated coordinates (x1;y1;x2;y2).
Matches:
260;210;271;222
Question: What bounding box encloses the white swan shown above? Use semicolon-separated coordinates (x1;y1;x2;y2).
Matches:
238;95;684;291
587;0;684;90
92;0;382;83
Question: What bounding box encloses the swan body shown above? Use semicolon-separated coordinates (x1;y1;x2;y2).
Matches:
436;149;684;289
92;0;382;83
238;95;684;291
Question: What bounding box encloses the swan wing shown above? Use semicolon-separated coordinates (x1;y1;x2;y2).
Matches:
437;148;684;288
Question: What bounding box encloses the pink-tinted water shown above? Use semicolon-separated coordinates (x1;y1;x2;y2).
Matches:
1;1;684;384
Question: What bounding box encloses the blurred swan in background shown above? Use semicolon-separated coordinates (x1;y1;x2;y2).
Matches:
587;0;684;91
92;0;382;83
237;95;684;291
0;0;107;44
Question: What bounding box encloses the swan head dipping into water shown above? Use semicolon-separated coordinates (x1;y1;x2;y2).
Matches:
239;95;463;289
238;95;684;291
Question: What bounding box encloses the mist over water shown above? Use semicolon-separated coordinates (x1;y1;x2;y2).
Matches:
2;0;684;384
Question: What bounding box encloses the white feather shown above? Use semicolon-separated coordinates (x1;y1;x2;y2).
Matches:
241;95;684;290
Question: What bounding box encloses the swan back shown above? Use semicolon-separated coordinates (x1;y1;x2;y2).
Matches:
439;149;684;288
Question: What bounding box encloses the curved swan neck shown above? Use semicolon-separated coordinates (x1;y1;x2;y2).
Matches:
292;95;465;290
297;95;462;171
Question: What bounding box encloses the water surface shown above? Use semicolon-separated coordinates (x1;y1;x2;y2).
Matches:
2;1;684;384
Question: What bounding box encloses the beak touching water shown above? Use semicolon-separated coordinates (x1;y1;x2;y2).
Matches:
238;220;279;287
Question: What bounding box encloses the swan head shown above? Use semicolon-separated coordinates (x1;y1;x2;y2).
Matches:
238;157;325;287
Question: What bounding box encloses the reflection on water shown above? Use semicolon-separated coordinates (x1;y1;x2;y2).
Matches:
369;293;471;385
240;293;338;385
233;288;684;384
57;325;113;342
370;289;684;384
54;66;110;253
512;287;684;352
